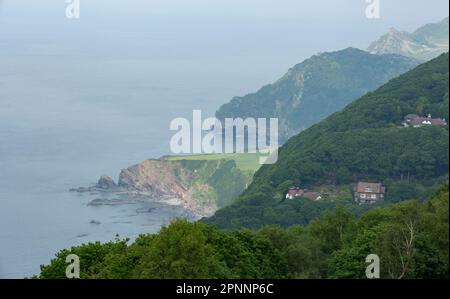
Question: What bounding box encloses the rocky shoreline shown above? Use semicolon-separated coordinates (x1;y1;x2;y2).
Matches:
71;157;256;220
71;182;202;219
70;160;214;219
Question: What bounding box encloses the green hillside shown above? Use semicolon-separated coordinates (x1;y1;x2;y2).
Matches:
161;154;260;211
165;153;262;172
207;53;449;229
216;48;418;142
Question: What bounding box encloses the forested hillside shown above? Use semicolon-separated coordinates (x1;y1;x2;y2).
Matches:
216;48;418;142
207;53;449;229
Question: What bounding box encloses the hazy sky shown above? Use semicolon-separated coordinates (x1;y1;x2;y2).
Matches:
1;0;448;24
1;1;448;53
1;1;447;53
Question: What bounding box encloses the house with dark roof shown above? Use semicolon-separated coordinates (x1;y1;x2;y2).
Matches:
354;182;386;204
286;187;303;199
286;187;322;201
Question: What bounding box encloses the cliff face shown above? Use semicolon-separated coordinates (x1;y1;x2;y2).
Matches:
82;158;255;218
118;160;194;198
368;18;449;61
215;48;418;143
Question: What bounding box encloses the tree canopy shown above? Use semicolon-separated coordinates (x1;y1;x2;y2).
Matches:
39;183;448;279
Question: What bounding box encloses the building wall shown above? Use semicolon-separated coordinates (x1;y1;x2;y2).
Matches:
355;192;384;203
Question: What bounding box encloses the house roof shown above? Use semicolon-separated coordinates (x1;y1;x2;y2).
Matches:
287;188;321;200
404;114;447;126
356;182;385;194
287;189;304;196
303;192;320;200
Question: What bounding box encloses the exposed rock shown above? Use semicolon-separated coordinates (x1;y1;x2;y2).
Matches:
70;176;121;193
368;18;449;61
96;175;117;190
87;198;137;206
73;157;256;218
70;187;89;192
136;207;157;214
118;160;193;199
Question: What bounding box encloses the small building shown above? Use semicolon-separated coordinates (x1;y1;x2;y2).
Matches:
354;182;386;204
286;187;303;199
286;187;322;201
403;114;447;128
303;191;322;201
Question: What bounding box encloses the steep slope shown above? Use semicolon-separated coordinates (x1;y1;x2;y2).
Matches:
368;17;449;61
118;158;254;217
207;53;449;229
73;155;258;218
412;17;449;46
215;48;418;142
368;27;427;58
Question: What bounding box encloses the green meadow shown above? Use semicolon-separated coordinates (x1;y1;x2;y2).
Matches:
164;153;262;172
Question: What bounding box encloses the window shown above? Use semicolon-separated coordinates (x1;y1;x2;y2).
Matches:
365;187;372;192
371;194;377;199
360;193;366;199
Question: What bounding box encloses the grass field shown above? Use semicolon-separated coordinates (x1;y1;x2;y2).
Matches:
164;153;263;172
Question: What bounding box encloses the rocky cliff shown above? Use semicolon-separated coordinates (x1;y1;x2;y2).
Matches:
368;18;449;61
73;157;256;218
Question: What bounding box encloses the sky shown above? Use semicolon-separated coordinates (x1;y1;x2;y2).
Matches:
1;1;447;60
1;0;448;24
0;1;448;54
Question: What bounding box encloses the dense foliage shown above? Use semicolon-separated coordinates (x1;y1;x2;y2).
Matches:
38;183;448;279
207;53;449;229
216;48;418;142
166;158;254;210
